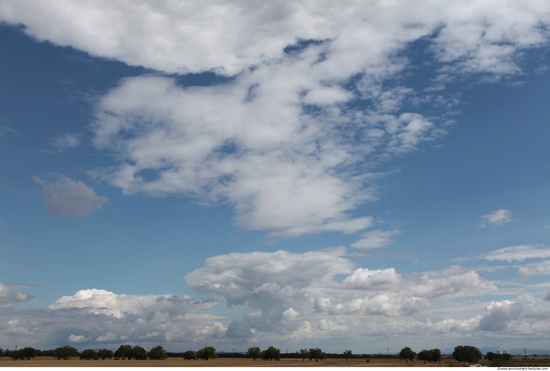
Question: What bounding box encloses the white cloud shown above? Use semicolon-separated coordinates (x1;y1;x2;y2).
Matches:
477;296;550;332
49;288;215;320
406;265;491;299
2;1;548;237
68;334;89;343
1;250;549;351
33;173;108;217
351;229;400;250
479;209;518;227
483;244;550;262
185;248;496;341
343;268;401;289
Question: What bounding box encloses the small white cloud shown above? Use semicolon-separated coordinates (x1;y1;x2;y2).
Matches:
68;334;89;343
33;173;108;217
479;209;518;227
351;229;400;249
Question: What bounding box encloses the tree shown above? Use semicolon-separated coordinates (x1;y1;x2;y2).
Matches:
452;345;482;364
97;349;114;360
417;348;441;363
398;347;416;363
148;345;167;360
343;349;353;362
298;348;308;361
131;345;147;360
308;347;326;362
80;349;98;360
261;346;281;361
417;349;433;362
183;350;196;360
247;346;261;361
114;344;133;360
196;346;216;360
21;347;38;360
53;345;78;360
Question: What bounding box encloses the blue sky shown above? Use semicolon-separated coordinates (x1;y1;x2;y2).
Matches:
1;0;550;354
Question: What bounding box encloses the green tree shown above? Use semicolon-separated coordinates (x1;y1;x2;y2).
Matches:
148;345;167;360
80;349;98;360
417;349;433;362
398;347;416;363
343;349;353;362
97;349;114;360
452;345;482;364
247;346;261;361
183;350;196;360
114;344;133;360
308;347;326;362
196;346;216;360
298;348;308;361
53;345;78;360
261;346;281;361
21;347;38;360
131;345;147;360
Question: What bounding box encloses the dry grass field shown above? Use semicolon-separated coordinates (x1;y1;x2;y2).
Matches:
0;356;460;367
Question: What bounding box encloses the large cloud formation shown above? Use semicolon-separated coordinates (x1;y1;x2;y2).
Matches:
2;247;549;351
3;0;549;236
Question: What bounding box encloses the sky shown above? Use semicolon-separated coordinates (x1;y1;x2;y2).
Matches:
1;0;550;355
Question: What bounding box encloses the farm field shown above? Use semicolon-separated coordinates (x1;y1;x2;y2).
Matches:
2;356;549;367
0;356;448;367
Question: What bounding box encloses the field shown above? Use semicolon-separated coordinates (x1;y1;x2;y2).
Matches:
0;356;456;367
2;356;550;367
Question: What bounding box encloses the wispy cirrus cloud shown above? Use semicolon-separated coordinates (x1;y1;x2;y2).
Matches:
351;229;400;250
483;244;550;262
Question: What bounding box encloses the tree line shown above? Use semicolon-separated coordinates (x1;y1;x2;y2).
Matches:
0;343;515;365
398;345;514;366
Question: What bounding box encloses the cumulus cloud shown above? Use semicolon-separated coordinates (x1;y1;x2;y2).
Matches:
477;296;550;332
49;288;215;320
351;229;400;249
184;248;496;340
343;268;401;289
33;173;108;217
0;288;223;349
1;253;548;351
483;244;550;262
1;1;548;77
479;209;518;227
1;1;546;237
406;265;492;299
